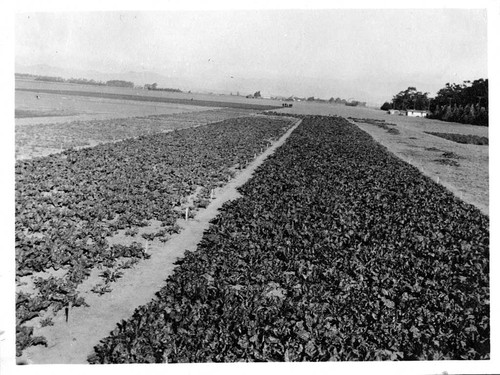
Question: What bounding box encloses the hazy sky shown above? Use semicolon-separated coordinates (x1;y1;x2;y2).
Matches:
15;9;488;104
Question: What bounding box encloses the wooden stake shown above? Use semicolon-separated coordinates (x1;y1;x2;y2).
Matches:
185;207;189;221
65;301;71;322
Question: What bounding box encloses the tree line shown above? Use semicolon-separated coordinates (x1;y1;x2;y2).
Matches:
381;79;488;126
328;97;366;106
15;73;135;89
144;83;182;93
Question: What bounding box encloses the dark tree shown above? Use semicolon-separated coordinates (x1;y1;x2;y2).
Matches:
380;102;391;111
392;87;429;111
106;80;134;88
428;79;488;126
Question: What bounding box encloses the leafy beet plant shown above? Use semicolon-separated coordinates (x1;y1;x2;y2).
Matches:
89;116;489;362
15;116;294;356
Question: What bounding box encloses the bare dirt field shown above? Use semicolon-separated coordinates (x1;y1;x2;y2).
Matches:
277;102;489;215
15;89;212;125
16;78;282;107
15;78;282;118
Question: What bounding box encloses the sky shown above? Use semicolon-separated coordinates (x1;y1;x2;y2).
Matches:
14;8;488;105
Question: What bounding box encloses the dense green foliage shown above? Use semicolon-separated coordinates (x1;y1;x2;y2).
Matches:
90;116;489;363
380;102;391;111
431;79;488;112
391;87;430;111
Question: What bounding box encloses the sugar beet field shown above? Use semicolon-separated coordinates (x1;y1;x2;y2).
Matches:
15;114;489;363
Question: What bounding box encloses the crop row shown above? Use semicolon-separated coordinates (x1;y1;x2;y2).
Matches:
425;131;488;146
16;108;256;160
90;115;489;363
15;116;294;356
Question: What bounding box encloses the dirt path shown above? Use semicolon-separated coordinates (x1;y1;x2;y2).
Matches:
21;118;302;364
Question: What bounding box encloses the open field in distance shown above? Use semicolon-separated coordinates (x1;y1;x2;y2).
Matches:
16;78;281;110
15;89;213;125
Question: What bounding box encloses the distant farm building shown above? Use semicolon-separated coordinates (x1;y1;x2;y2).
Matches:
387;109;429;117
406;110;429;117
282;103;293;108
